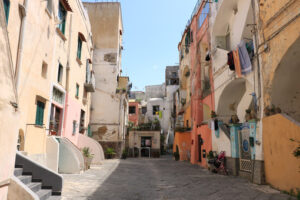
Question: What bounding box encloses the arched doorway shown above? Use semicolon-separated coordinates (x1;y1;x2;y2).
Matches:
270;37;300;122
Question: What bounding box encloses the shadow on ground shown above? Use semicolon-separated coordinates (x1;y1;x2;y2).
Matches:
88;156;294;200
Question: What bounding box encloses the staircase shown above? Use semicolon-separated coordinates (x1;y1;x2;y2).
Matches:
14;152;63;200
14;166;61;200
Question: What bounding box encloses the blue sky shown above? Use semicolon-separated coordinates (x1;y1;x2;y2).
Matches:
85;0;197;91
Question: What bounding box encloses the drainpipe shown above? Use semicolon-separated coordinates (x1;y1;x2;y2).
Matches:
15;0;29;94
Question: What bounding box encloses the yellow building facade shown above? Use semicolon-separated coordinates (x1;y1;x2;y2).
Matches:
258;0;300;193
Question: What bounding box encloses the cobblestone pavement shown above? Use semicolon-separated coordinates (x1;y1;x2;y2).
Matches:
62;156;295;200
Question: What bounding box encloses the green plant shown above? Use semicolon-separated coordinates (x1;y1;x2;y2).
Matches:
290;139;300;158
121;149;128;159
106;147;116;155
82;147;93;158
207;151;215;160
105;147;116;159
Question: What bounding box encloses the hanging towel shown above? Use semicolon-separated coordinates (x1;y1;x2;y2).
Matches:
233;50;242;77
238;40;252;75
159;111;162;119
227;51;235;71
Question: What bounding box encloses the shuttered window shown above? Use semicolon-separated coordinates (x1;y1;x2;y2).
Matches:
35;101;45;126
77;36;82;59
3;0;10;24
76;84;79;97
58;2;66;34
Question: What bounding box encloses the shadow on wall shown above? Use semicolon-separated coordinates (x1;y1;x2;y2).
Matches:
57;138;84;174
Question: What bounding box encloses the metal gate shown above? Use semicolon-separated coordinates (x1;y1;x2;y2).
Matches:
239;127;252;172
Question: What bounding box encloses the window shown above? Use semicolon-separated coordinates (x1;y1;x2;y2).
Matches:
129;106;136;114
76;84;79;98
142;107;147;115
58;2;66;34
35;101;45;126
52;87;64;104
198;2;209;29
153;105;160;115
77;36;82;60
86;60;90;83
72;120;77;135
57;64;63;83
42;62;48;78
79;110;85;134
3;0;10;24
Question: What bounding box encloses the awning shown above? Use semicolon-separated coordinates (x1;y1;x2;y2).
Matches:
78;32;87;42
60;0;72;12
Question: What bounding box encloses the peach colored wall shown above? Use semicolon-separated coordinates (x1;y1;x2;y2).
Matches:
183;104;191;128
63;94;81;145
77;134;105;164
263;114;300;192
173;132;191;161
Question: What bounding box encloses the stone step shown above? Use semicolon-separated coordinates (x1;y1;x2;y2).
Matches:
18;175;32;184
36;189;52;200
14;168;23;177
27;182;42;192
47;196;61;200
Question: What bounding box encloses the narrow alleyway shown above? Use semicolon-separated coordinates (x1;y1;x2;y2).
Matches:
62;157;294;200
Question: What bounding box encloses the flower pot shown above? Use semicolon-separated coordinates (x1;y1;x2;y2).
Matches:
84;157;93;170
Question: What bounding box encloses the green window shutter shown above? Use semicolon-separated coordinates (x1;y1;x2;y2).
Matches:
3;0;10;24
35;101;45;126
77;37;82;59
76;84;79;97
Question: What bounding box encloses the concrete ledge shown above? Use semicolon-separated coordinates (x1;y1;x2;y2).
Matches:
225;157;239;176
7;176;39;200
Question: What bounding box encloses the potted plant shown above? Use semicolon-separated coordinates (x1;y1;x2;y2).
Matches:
211;111;217;118
82;147;94;170
173;145;180;161
121;149;128;159
206;151;215;170
105;147;116;159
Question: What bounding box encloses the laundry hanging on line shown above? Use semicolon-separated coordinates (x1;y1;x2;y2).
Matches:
233;50;242;78
238;40;252;75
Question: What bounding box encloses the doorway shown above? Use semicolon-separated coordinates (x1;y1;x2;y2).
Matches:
198;135;203;162
49;104;63;136
141;136;152;157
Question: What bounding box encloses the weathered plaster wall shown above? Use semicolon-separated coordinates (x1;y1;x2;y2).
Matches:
0;1;19;197
173;132;191;161
128;131;161;150
129;101;139;126
263;114;300;192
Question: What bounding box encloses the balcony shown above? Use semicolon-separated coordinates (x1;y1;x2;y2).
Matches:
84;71;95;92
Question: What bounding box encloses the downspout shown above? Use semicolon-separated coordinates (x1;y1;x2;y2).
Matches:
251;0;264;183
62;14;73;136
15;0;29;94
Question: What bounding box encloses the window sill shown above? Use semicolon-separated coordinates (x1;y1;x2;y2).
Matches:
45;8;52;19
34;124;44;129
76;57;82;65
56;27;67;41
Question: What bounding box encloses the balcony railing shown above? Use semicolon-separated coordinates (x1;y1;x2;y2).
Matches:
84;71;95;92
